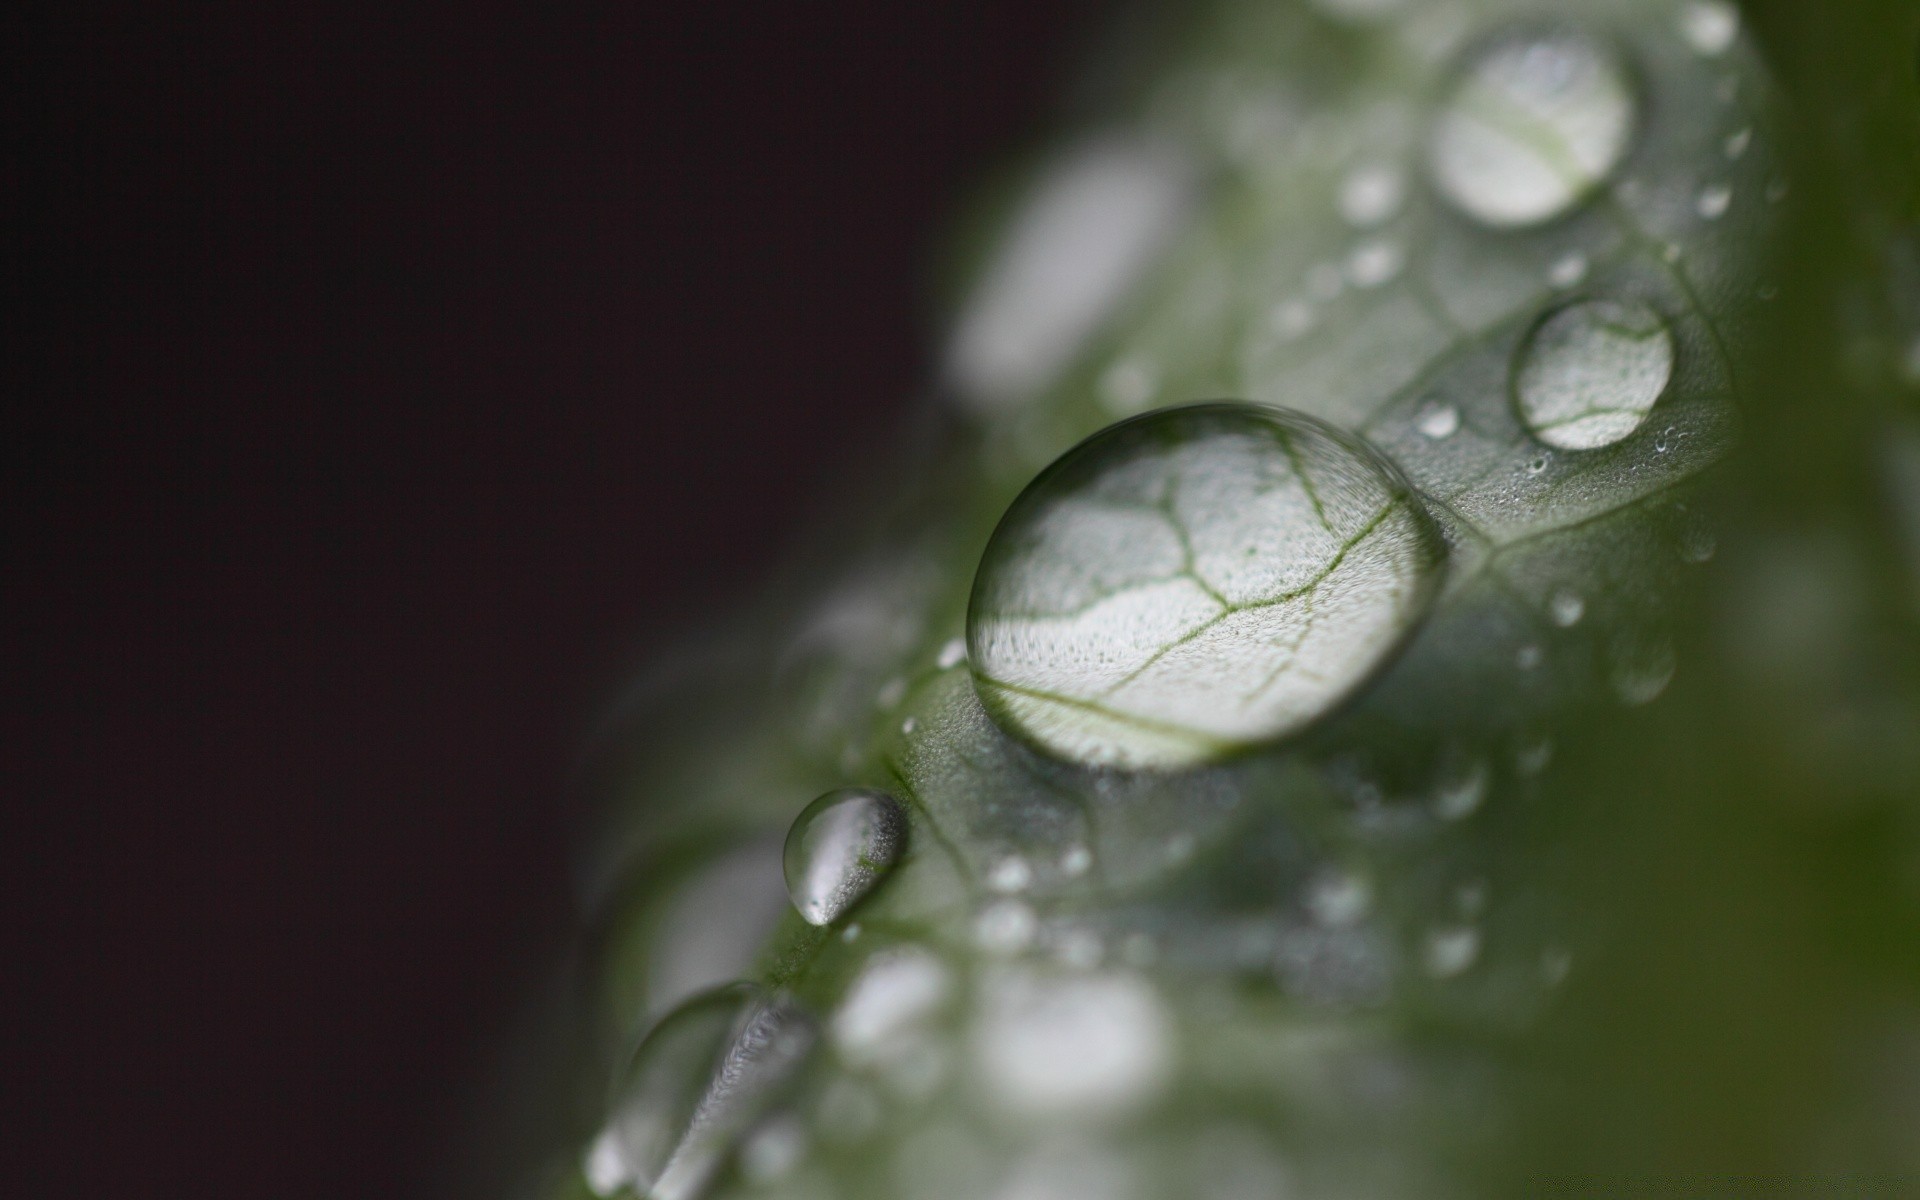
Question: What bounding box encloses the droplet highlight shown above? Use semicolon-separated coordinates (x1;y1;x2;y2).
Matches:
1429;27;1637;228
967;403;1445;769
783;788;909;926
1515;298;1676;451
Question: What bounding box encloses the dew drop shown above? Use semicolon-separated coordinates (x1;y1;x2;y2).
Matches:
1609;634;1677;706
1416;402;1461;439
1098;357;1158;416
738;1117;808;1185
1059;844;1093;877
1423;925;1482;978
974;900;1039;956
1514;298;1676;451
1516;643;1544;670
1765;178;1790;204
601;985;817;1200
1272;300;1316;342
967;404;1445;769
1695;183;1733;220
1723;127;1752;160
935;637;968;670
1432;754;1489;821
1338;162;1407;228
1306;869;1373;927
1549;588;1587;627
973;969;1173;1119
1679;1;1740;57
1515;736;1555;776
832;948;951;1065
1346;238;1405;288
783;788;909;927
1428;28;1637;228
988;856;1034;894
1547;251;1590;289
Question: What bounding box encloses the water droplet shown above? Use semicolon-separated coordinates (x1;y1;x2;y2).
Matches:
1432;754;1489;820
1423;925;1482;978
1515;736;1555;775
1548;251;1590;289
1454;879;1489;917
1306;869;1373;927
783;788;909;926
1416;402;1461;439
1338;163;1407;228
1271;300;1316;342
1695;183;1733;220
900;715;918;735
1514;298;1676;451
1526;452;1553;475
935;637;967;670
602;985;817;1200
973;969;1172;1119
1054;927;1105;969
974;900;1038;955
1059;844;1093;877
1346;238;1405;288
947;139;1193;411
1549;588;1586;627
968;404;1445;769
1679;1;1740;57
1723;127;1752;160
738;1116;808;1185
1765;178;1790;204
1663;242;1684;263
1517;643;1544;670
988;856;1034;894
841;923;862;943
1429;28;1637;228
832;948;951;1064
876;676;908;710
1609;634;1677;705
1541;946;1573;986
1678;517;1718;563
584;1130;628;1197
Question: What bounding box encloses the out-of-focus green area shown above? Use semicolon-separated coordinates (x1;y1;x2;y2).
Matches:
496;2;1920;1196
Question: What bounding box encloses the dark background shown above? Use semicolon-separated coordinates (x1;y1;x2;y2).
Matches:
6;3;1093;1195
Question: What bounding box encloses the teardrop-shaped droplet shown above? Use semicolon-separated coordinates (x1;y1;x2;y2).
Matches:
600;984;817;1200
967;403;1445;769
783;788;908;927
1428;28;1637;228
1514;298;1676;451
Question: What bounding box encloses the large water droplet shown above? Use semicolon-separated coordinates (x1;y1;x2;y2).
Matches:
601;985;817;1200
1514;298;1676;451
1429;28;1636;228
967;403;1445;769
783;788;908;927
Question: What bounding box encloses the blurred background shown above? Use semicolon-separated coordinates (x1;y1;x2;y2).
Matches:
6;2;1099;1195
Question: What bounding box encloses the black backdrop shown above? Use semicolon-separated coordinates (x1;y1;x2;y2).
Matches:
7;2;1093;1194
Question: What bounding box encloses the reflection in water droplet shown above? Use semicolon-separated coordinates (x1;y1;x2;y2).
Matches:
784;789;908;927
968;404;1445;768
603;985;817;1200
1548;251;1590;289
1549;588;1587;627
1416;403;1461;440
1429;28;1636;228
1679;1;1740;57
1423;925;1482;978
1338;163;1406;228
1515;298;1676;451
1433;754;1489;821
1610;635;1677;705
1695;183;1732;220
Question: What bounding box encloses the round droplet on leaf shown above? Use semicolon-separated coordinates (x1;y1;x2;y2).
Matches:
1429;27;1637;228
783;788;908;926
1514;297;1676;451
967;403;1445;769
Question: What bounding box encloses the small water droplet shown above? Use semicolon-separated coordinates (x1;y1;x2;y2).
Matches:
1307;870;1373;927
602;985;817;1200
1515;297;1676;451
988;856;1034;894
1515;736;1554;776
1526;452;1553;475
832;947;951;1064
1423;925;1482;978
584;1130;627;1197
1454;879;1489;917
1609;634;1677;705
1346;238;1405;288
876;676;908;710
783;788;909;927
1765;177;1790;204
1416;402;1461;439
974;969;1173;1119
968;403;1446;768
1429;29;1637;228
1054;927;1105;969
738;1116;808;1185
974;900;1038;955
900;715;918;735
1059;844;1093;877
1516;643;1544;670
1432;753;1489;821
1272;300;1316;342
1695;183;1733;220
1549;588;1586;627
935;637;968;670
1679;1;1740;57
841;923;863;942
1723;127;1752;160
1663;242;1684;263
1548;251;1590;289
1338;162;1407;228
